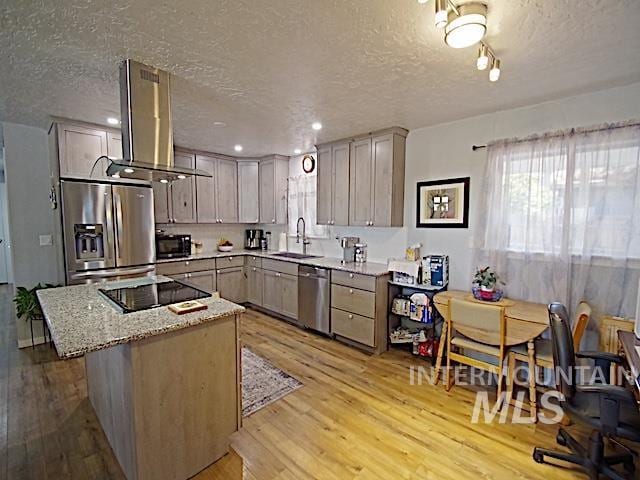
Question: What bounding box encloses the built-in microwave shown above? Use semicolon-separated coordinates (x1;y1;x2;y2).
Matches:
155;233;191;259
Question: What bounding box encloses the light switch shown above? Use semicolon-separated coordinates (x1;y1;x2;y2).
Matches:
39;235;53;246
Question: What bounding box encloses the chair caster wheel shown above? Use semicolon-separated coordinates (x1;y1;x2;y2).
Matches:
533;450;545;464
556;433;567;446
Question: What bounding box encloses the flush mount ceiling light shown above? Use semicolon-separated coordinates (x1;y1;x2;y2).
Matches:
311;122;323;131
107;117;120;125
234;144;243;152
294;148;302;155
444;2;487;48
418;0;502;82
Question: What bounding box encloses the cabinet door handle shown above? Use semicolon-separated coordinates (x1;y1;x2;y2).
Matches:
185;261;190;265
272;218;276;223
252;267;256;271
349;273;354;278
348;314;353;319
276;272;281;277
349;289;354;294
217;270;221;274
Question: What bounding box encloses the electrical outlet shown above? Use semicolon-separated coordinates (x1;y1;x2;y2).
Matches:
39;235;52;246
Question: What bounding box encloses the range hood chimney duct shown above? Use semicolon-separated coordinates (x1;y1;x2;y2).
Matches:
106;59;211;182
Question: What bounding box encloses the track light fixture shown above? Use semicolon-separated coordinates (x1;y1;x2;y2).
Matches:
434;0;448;28
476;44;489;70
489;58;501;82
419;0;502;82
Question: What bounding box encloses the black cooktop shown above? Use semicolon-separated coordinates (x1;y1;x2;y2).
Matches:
99;280;211;314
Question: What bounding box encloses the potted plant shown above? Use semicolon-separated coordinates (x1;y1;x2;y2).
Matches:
472;267;504;301
13;283;58;323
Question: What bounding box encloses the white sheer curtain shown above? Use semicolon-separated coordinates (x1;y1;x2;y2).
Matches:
287;173;329;238
474;121;640;319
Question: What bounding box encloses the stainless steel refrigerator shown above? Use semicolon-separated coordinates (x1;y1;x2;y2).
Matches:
61;180;156;284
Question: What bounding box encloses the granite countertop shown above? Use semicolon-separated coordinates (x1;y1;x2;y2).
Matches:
156;249;390;277
37;278;245;360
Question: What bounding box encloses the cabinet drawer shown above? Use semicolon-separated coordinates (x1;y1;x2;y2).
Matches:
262;258;298;276
156;258;215;275
245;255;263;268
331;270;376;292
331;284;376;318
215;255;245;269
331;308;375;347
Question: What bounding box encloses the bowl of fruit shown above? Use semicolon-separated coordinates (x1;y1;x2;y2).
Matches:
217;238;234;252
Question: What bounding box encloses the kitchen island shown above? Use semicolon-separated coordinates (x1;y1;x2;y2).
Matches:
37;278;245;480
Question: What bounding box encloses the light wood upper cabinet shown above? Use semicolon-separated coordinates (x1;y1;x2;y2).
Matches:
348;129;406;227
106;131;123;160
349;137;373;226
237;161;260;223
171;151;197;223
195;154;238;224
259;155;288;224
195;154;217;223
216;158;238;223
317;142;350;226
153;182;170;223
58;123;109;180
316;145;332;225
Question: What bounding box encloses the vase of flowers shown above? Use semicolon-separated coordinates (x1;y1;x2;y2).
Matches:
472;266;504;301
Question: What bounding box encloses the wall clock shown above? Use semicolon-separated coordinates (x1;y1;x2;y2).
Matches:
302;154;315;174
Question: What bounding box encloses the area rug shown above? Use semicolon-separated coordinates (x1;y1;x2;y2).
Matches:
242;347;303;417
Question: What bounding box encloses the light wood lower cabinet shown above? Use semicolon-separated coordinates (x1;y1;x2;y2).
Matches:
185;270;217;293
331;308;375;347
262;270;281;313
246;266;264;306
217;267;246;304
259;264;298;321
330;272;389;354
280;273;298;320
85;315;240;480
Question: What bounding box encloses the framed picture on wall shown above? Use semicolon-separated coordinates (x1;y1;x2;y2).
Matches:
416;177;470;228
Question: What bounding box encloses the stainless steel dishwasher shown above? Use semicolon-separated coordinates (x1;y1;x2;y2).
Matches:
298;265;331;335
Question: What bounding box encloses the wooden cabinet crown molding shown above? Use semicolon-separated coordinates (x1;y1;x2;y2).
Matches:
315;126;408;150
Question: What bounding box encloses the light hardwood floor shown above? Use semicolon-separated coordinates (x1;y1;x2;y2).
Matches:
0;285;636;479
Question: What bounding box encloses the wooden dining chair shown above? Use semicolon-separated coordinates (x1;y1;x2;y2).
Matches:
445;299;507;403
506;301;592;419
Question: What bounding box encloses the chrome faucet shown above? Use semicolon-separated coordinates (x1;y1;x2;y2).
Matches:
296;217;311;255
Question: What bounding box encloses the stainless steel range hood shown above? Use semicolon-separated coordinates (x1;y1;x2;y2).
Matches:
106;59;211;182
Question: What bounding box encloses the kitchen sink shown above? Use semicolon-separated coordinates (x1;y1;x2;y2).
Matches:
271;252;321;260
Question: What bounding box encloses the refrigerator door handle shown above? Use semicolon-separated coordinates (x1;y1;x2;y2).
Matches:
69;265;156;280
113;191;123;261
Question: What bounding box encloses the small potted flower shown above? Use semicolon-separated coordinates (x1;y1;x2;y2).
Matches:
472;266;504;301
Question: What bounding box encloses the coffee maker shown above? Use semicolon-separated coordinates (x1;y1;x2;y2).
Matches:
337;236;360;264
245;229;264;250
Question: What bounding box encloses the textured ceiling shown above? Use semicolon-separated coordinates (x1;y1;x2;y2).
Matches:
1;0;639;156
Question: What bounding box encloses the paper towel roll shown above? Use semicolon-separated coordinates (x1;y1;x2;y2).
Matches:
278;232;288;252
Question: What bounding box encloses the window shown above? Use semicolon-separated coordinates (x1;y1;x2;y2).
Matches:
287;166;329;239
479;124;640;259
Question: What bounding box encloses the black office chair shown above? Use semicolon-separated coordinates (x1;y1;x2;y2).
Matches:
533;303;640;479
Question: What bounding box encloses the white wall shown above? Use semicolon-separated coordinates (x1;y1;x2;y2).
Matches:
3;122;64;347
405;82;640;290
